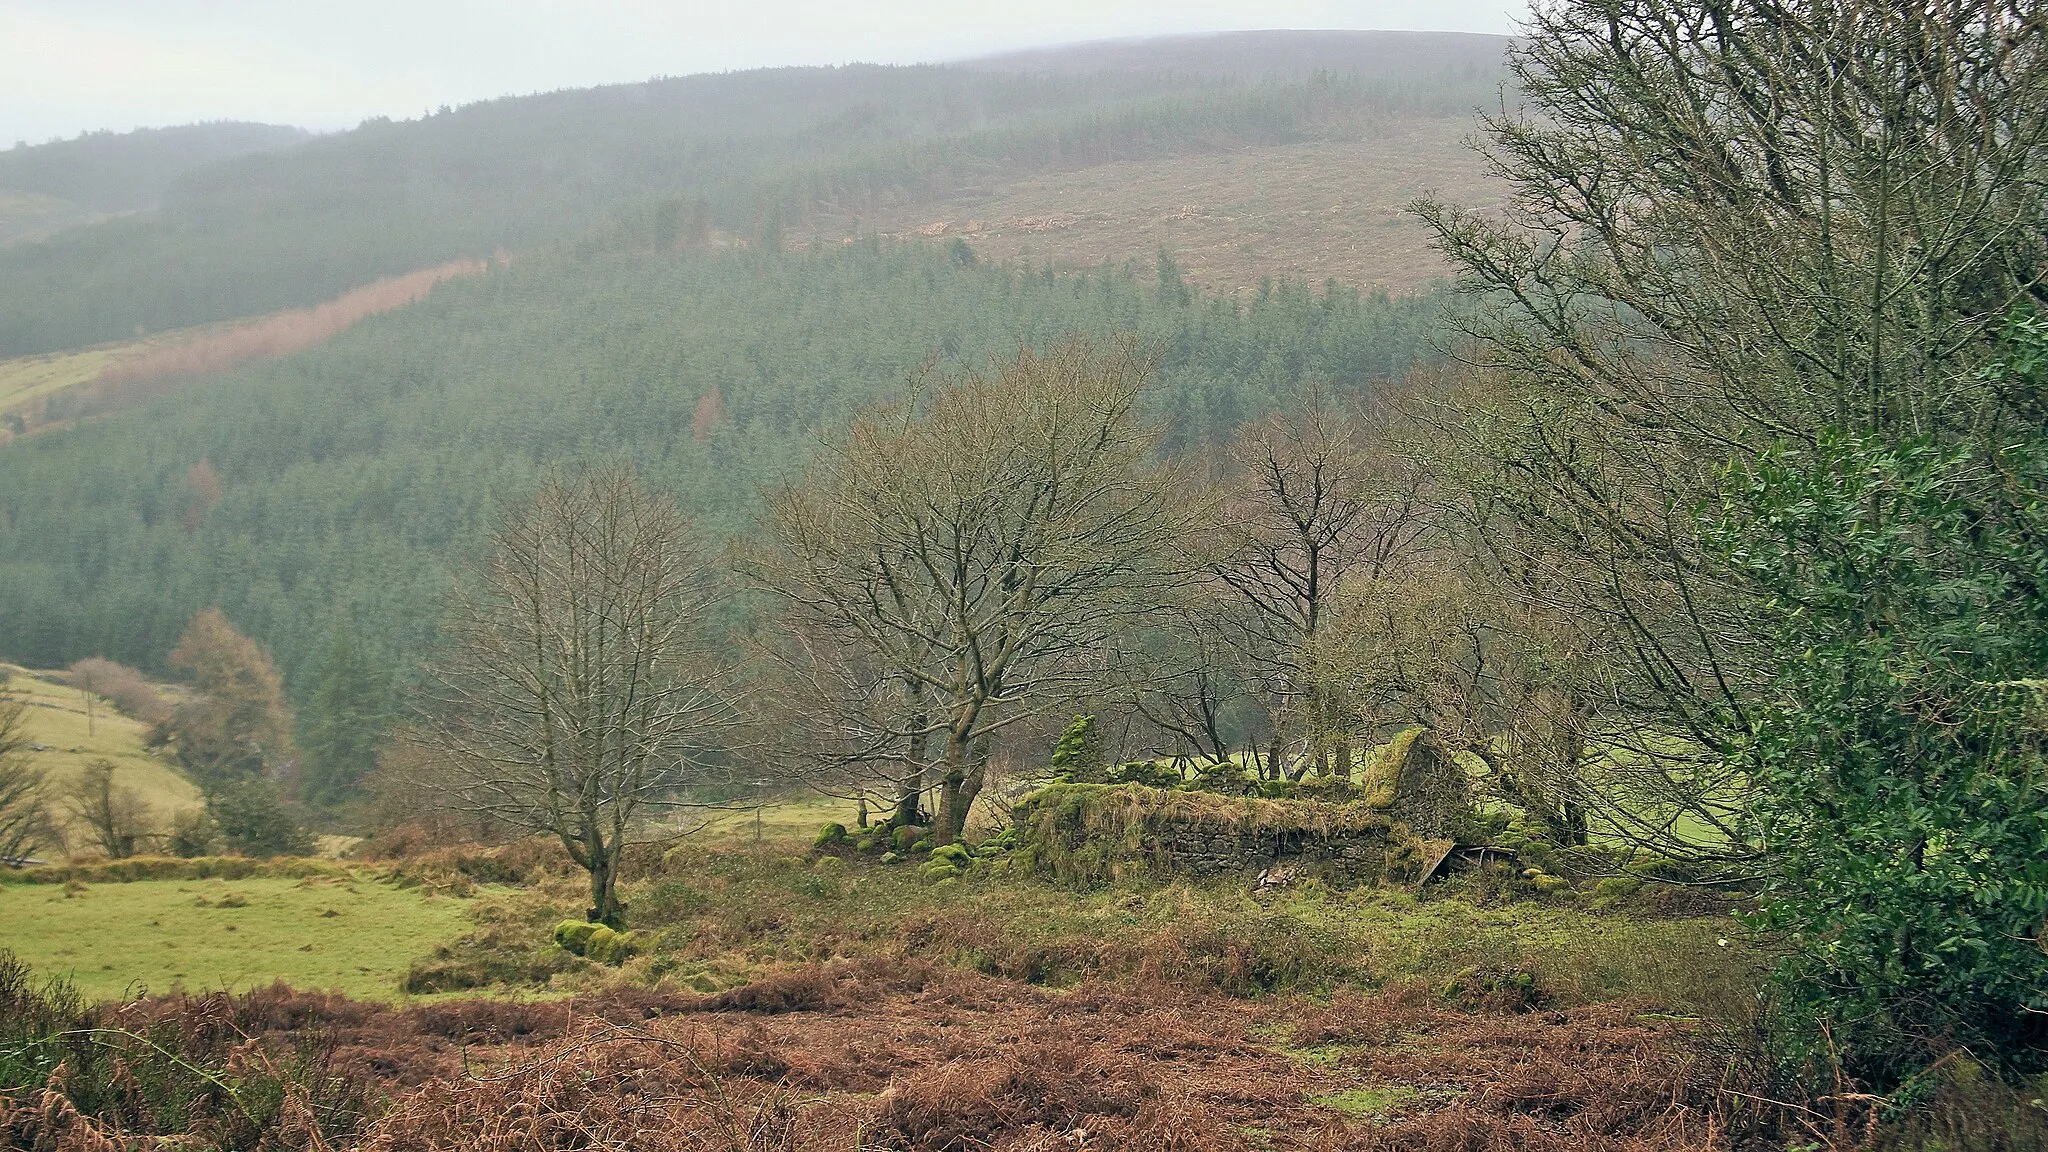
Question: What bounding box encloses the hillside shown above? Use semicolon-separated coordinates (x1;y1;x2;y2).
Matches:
0;29;1505;799
857;115;1498;295
0;242;1443;694
0;122;307;247
0;32;1509;359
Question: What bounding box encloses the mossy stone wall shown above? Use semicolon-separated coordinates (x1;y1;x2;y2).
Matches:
1010;783;1413;888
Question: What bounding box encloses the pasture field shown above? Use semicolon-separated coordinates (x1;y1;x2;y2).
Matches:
0;665;200;847
0;870;473;1001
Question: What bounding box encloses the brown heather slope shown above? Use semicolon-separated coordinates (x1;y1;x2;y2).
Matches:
844;114;1505;296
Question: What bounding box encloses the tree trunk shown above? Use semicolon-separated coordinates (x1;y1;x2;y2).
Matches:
935;732;971;846
892;763;925;827
587;843;622;926
956;739;992;836
1334;741;1353;780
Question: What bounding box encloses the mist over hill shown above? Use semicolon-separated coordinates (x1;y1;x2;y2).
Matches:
0;31;1508;358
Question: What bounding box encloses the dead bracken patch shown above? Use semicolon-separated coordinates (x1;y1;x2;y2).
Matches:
338;966;1733;1152
2;962;1759;1150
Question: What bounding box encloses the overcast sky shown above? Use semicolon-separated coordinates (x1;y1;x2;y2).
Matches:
2;1;1524;146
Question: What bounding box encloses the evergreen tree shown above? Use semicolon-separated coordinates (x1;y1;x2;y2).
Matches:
297;628;390;810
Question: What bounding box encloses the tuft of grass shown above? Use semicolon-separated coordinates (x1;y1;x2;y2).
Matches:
1309;1085;1421;1118
0;873;473;1001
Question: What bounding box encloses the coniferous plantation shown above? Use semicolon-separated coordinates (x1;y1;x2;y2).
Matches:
2;10;2047;1152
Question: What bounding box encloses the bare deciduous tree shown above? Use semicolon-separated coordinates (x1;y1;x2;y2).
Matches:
425;466;737;925
749;339;1199;845
65;758;158;859
0;691;54;863
1212;391;1433;779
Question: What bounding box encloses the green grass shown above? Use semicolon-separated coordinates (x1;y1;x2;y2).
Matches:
0;872;474;1001
1309;1086;1421;1118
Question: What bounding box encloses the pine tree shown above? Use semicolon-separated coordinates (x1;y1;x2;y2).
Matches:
298;628;389;810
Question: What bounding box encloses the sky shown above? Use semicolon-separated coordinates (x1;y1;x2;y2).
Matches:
1;1;1524;146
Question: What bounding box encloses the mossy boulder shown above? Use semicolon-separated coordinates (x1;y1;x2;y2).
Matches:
892;825;929;851
582;925;644;965
919;861;963;885
553;919;602;956
813;822;848;848
930;842;972;865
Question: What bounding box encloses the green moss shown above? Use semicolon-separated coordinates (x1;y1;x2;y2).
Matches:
553;919;601;956
1309;1086;1419;1118
1359;729;1423;810
813;822;848;848
581;925;643;965
1285;1043;1350;1068
1009;783;1399;888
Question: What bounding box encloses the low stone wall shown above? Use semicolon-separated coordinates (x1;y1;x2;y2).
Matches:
1009;783;1415;888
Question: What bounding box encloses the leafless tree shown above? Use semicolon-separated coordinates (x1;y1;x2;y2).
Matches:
748;338;1200;844
65;758;158;859
0;692;54;862
423;465;738;925
1211;390;1434;779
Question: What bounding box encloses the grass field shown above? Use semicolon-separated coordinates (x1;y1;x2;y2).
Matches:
1;665;201;850
0;871;474;1001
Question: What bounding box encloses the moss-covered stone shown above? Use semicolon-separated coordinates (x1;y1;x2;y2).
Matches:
553;919;601;956
1009;782;1409;889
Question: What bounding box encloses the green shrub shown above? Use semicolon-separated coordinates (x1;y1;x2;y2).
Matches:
1718;388;2048;1083
166;809;220;858
206;779;316;858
